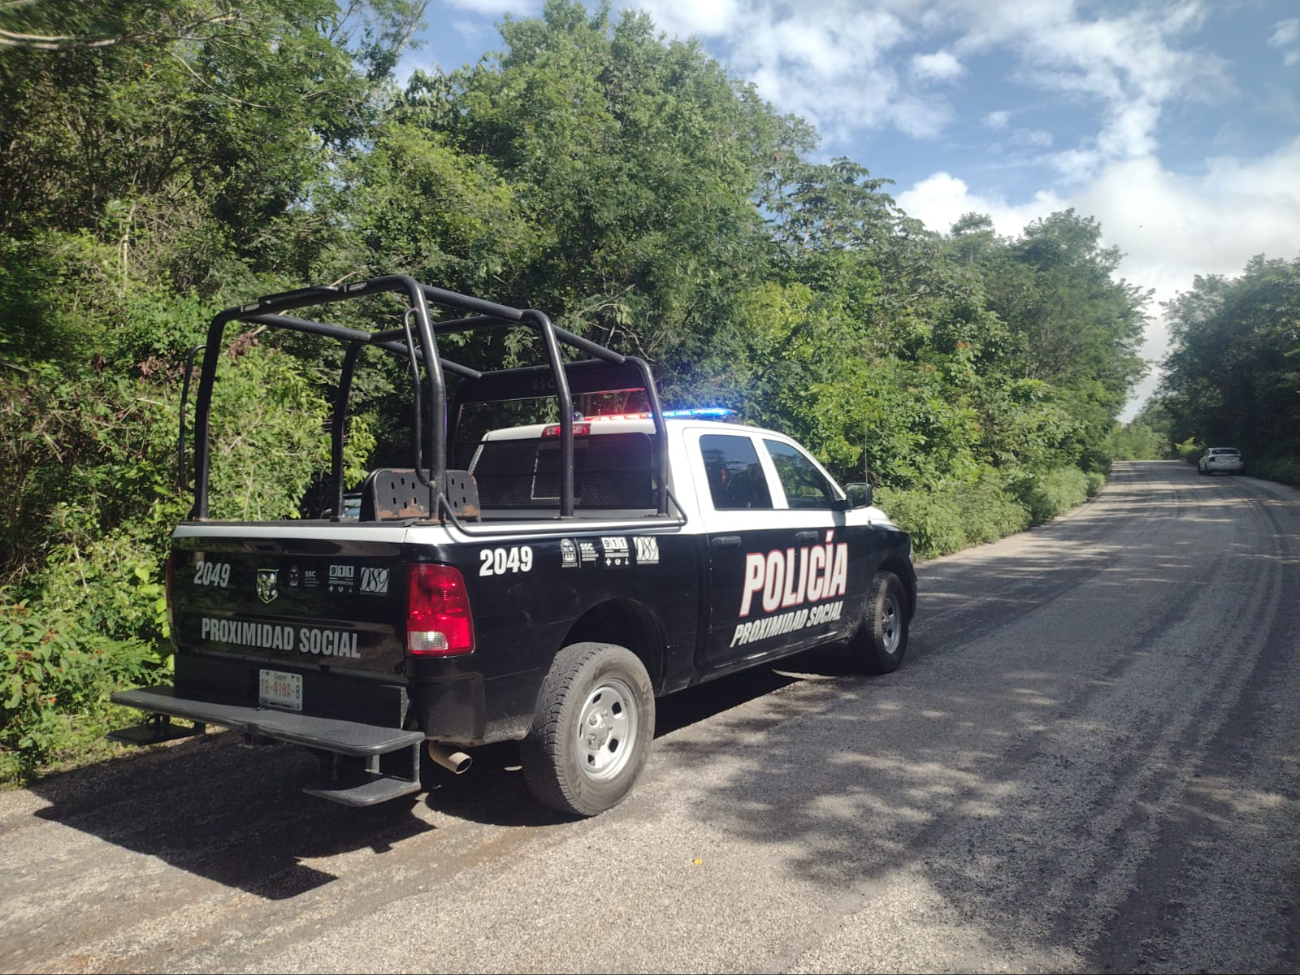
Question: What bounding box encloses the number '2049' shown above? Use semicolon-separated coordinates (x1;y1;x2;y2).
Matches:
479;546;533;576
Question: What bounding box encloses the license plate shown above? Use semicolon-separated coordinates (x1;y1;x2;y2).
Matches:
259;669;302;711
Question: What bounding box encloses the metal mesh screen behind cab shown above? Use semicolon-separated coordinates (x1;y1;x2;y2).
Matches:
468;433;655;509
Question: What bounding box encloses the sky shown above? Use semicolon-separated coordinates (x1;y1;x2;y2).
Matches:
404;0;1300;419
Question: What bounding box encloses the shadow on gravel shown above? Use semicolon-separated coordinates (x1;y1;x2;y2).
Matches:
413;665;810;828
28;733;435;899
22;657;823;894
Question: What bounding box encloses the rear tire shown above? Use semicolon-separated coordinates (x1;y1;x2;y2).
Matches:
522;642;655;817
848;571;909;674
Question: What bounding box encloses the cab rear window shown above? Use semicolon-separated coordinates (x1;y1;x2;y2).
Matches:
700;435;773;510
469;433;654;509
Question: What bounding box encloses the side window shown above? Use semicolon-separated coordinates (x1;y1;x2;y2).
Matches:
699;435;773;510
763;440;836;509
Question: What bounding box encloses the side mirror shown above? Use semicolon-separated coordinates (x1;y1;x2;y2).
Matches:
845;482;873;508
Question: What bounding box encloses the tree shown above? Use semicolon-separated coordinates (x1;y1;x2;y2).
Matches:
1158;255;1300;478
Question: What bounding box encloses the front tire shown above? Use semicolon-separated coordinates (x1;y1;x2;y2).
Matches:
848;571;909;674
522;642;655;817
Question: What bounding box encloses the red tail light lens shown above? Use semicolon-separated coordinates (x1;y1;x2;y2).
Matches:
542;422;590;437
406;563;475;656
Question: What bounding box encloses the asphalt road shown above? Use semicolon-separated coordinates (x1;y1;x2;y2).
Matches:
2;460;1298;974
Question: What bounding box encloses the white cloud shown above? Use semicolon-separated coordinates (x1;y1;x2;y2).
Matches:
1269;18;1300;66
626;0;1232;182
896;172;1064;238
630;0;741;38
442;0;536;15
982;4;1228;180
420;1;1233;177
911;50;964;83
1014;128;1053;148
635;0;941;144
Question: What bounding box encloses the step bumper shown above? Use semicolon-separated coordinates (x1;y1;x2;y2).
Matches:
111;686;424;757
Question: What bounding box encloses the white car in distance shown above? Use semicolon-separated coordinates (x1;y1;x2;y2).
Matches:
1198;447;1244;475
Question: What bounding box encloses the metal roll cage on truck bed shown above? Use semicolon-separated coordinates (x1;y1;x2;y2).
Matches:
183;275;678;526
112;275;917;816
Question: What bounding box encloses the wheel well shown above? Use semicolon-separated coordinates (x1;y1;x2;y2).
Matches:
879;556;917;619
560;599;667;693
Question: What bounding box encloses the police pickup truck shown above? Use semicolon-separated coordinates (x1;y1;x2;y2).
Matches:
111;277;916;817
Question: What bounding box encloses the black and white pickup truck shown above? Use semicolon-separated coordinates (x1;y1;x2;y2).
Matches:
112;277;916;817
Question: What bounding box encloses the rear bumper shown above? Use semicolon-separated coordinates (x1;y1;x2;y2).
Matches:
111;686;424;757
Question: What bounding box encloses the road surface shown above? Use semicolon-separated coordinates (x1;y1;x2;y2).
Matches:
2;461;1298;973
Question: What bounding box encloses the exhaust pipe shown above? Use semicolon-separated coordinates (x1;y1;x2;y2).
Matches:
427;742;472;775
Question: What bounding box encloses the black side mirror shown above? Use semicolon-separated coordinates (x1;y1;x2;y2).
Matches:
845;482;873;508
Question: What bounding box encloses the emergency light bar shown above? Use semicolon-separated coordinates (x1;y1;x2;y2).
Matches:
542;408;736;436
581;408;737;421
662;408;736;419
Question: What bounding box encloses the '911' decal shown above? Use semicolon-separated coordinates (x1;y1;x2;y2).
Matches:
479;546;534;576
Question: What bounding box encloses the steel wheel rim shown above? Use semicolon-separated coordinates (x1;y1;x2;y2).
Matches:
881;592;901;655
576;678;638;781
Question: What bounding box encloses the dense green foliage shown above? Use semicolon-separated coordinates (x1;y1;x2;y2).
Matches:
1151;256;1300;484
1105;420;1168;461
0;0;1152;781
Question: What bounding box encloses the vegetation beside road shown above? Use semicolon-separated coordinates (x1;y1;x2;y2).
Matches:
1135;256;1300;487
0;1;1162;782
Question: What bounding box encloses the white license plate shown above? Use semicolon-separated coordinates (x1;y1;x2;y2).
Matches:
258;670;303;711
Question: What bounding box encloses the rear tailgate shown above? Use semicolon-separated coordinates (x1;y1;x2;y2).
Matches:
172;531;408;678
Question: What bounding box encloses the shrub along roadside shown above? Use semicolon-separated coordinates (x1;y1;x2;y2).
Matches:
0;600;165;784
879;465;1106;560
1249;457;1300;489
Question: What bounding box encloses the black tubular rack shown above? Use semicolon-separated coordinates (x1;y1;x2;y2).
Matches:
185;276;673;526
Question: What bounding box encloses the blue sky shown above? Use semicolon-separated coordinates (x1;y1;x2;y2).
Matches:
405;0;1300;417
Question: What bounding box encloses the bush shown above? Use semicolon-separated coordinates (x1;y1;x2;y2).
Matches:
1;600;163;784
876;472;1031;560
1250;456;1300;488
1106;420;1165;460
1009;466;1092;523
1174;437;1204;465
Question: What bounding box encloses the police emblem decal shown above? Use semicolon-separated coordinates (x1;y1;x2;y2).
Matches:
256;568;279;604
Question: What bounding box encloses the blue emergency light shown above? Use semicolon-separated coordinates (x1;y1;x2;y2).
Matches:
662;408;737;420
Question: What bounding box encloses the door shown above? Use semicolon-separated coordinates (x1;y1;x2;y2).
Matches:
693;431;866;672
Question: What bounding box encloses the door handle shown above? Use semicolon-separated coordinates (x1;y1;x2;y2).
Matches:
710;535;742;549
795;530;819;542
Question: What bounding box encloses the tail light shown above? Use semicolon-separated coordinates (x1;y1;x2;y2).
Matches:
542;422;590;437
406;563;475;656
